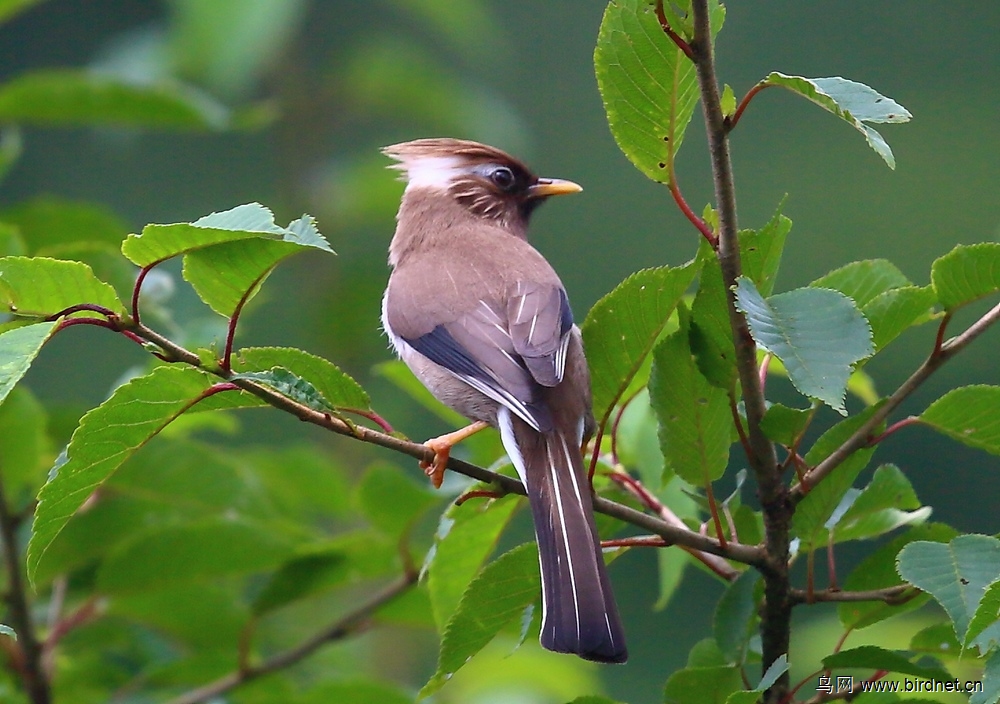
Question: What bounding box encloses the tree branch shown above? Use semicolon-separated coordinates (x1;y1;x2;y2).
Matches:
163;572;417;704
688;1;788;698
789;584;913;605
126;320;764;567
0;472;50;704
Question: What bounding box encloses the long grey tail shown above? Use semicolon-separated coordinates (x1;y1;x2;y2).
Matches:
500;411;627;663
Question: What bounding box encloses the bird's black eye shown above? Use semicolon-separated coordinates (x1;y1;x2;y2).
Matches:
489;166;517;192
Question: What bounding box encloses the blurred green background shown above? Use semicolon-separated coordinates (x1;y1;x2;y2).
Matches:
3;1;999;702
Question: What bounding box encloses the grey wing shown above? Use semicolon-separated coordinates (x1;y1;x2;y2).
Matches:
392;281;574;433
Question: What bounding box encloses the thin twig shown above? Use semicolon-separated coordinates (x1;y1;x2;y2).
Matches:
792;299;1000;501
164;573;417;704
789;584;912;605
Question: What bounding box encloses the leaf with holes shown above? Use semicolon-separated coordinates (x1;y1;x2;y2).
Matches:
762;73;911;168
595;0;724;183
734;277;873;414
897;534;1000;640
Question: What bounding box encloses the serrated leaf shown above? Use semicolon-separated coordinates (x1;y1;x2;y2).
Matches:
920;385;1000;455
582;262;699;424
0;321;57;406
232;367;337;414
811;260;911;307
123;204;332;317
26;366;260;582
0;256;124;317
420;543;540;698
234;346;370;412
931;243;1000;311
762;73;911;168
0;68;235;130
863;285;938;353
595;0;724;183
822;645;951;682
839;523;956;630
966;580;1000;651
734;277;873;414
713;569;759;663
897;534;1000;640
427;496;520;628
96;517;297;594
121;203;331;266
649;325;731;485
971;650;1000;704
663;665;743;704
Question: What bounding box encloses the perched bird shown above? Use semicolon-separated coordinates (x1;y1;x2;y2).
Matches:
380;138;627;663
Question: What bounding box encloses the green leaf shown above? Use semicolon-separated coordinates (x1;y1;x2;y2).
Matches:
966;579;1000;651
823;645;951;682
251;533;397;616
0;256;124;317
910;621;961;658
0;195;129;251
742;209;792;298
713;569;759;663
863;285;938;353
26;366;259;582
421;543;540;698
427;496;521;628
121;203;331;266
595;0;724;183
649;325;731;485
734;277;873;414
720;84;736;117
582;262;699;424
663;665;743;704
123;204;333;317
839;523;956;630
96;517;297;594
0;0;46;25
931;242;1000;311
971;649;1000;704
920;385;1000;455
811;260;911;308
762;73;911;168
760;403;813;446
792;405;882;552
0;321;57;406
826;464;930;545
0;386;49;504
897;534;1000;640
355;462;439;538
0;68;235;130
234;346;370;411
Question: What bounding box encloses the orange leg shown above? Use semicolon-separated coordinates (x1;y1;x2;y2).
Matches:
421;420;490;488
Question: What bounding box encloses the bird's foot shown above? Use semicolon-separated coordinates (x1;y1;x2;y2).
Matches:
419;420;490;489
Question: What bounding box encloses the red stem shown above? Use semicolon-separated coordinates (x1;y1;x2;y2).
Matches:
704;481;728;548
826;534;839;590
655;0;695;60
727;82;771;131
587;421;607;484
45;303;118;321
222;269;273;373
866;415;920;447
131;263;160;325
932;312;952;356
669;176;718;246
56;317;120;333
